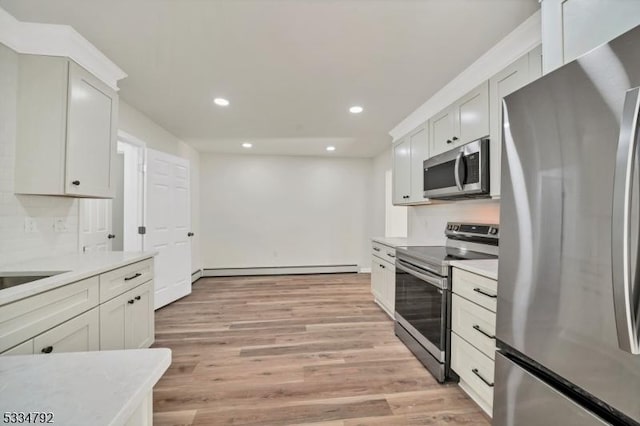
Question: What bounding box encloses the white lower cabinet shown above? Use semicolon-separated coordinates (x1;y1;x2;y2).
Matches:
0;257;155;356
100;281;154;350
371;241;396;318
33;308;100;354
451;266;498;417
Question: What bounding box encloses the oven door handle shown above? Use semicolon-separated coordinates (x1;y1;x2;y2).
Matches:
454;150;464;191
396;260;446;290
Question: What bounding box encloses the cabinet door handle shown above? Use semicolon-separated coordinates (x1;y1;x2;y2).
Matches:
135;295;141;300
187;232;195;237
473;287;497;298
107;234;116;239
373;247;381;252
124;272;142;281
452;136;459;141
472;368;494;387
473;324;496;339
446;139;453;144
379;264;386;269
387;253;396;258
71;180;80;186
41;346;53;354
128;299;135;304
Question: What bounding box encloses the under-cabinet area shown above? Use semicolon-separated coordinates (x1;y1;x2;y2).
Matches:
0;255;155;355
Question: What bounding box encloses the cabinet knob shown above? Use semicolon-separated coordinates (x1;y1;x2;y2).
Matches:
128;299;135;304
41;346;53;354
135;295;141;300
71;180;80;186
107;234;116;239
446;139;452;144
187;232;194;237
452;136;459;141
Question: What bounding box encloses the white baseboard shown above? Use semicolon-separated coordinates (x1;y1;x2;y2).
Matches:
203;264;358;277
191;269;202;283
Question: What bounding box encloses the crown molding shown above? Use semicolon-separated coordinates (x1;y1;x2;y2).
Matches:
0;6;126;91
389;10;541;141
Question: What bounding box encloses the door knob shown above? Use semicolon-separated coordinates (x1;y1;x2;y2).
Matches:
107;234;116;239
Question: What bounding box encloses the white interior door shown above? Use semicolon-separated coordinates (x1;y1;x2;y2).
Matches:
145;149;191;309
79;199;113;252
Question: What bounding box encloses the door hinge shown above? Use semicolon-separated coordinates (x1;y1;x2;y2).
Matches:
138;226;146;235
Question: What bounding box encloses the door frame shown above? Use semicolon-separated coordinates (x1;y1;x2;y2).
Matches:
117;130;147;252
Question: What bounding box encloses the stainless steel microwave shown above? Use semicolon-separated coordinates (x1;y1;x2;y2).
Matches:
423;138;489;199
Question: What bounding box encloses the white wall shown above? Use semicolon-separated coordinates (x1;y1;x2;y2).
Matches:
200;153;372;271
118;101;201;273
0;43;79;264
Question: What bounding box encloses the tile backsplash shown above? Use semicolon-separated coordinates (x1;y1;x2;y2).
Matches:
0;44;79;265
408;199;500;244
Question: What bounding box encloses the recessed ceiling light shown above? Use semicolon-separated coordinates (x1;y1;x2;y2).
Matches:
326;146;336;152
213;97;230;106
349;106;363;114
242;142;252;148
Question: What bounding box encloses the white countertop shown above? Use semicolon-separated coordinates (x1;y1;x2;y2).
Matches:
450;259;499;280
0;348;171;426
0;251;156;306
372;236;437;248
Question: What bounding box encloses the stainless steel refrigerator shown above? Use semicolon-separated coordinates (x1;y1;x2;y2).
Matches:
496;24;640;425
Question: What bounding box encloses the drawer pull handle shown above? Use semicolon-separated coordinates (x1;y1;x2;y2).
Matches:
473;287;497;298
41;346;53;354
128;299;135;304
373;247;381;252
387;253;396;258
473;324;495;339
472;368;494;387
124;272;142;281
135;295;141;300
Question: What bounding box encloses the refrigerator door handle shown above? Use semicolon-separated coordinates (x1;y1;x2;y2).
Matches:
612;86;640;355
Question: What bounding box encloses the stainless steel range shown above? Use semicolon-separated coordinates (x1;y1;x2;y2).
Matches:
394;222;499;383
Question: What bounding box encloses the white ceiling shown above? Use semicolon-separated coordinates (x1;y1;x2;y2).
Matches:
0;0;539;158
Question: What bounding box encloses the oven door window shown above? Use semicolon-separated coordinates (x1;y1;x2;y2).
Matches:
395;267;445;352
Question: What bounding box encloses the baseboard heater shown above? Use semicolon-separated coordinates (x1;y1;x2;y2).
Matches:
203;264;359;277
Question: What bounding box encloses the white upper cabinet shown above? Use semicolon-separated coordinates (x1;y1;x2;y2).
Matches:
542;0;640;73
488;45;542;198
392;137;412;205
454;81;490;146
409;125;428;202
429;82;490;157
393;123;430;206
15;55;118;198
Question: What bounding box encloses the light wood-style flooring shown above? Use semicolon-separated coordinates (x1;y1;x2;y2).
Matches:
152;273;490;426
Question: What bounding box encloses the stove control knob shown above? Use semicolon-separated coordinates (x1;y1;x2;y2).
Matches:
453;225;460;231
489;228;498;235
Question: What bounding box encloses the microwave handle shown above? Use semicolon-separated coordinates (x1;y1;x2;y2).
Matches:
454;150;464;191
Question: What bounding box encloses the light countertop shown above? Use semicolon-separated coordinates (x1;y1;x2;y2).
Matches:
0;251;156;306
0;348;171;426
449;259;499;280
372;237;437;248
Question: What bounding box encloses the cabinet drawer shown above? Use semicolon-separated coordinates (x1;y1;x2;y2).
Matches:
33;307;99;354
1;340;34;356
452;268;497;312
0;276;99;353
99;259;153;303
452;294;496;359
371;242;397;263
451;332;494;413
